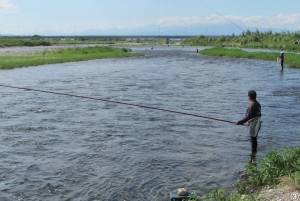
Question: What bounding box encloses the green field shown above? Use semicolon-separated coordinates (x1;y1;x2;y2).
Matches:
200;46;300;68
183;30;300;68
0;38;51;47
0;46;142;69
0;36;169;47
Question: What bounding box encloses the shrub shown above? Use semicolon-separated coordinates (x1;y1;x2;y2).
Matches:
236;146;300;193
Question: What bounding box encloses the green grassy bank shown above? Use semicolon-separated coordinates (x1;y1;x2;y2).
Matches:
187;146;300;200
182;30;300;52
200;47;300;68
0;38;51;47
0;37;170;47
0;46;142;69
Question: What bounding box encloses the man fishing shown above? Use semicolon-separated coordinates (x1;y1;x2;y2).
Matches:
236;90;262;160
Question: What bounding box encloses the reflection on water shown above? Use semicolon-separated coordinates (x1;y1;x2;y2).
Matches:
0;46;299;200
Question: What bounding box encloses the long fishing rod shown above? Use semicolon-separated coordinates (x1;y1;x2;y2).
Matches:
202;3;245;34
202;3;278;54
0;84;236;124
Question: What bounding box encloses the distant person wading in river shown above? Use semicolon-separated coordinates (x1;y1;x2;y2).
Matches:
278;51;284;71
236;90;262;161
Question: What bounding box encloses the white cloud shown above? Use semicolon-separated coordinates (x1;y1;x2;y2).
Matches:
84;13;300;35
237;13;300;30
152;13;300;30
154;15;223;27
0;0;17;12
3;12;300;35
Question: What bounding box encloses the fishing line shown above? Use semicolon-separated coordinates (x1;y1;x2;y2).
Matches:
202;3;278;53
0;84;236;124
202;3;245;34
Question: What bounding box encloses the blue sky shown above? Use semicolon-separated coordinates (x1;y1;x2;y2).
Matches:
1;0;300;35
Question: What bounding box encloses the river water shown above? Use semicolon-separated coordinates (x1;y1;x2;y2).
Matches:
0;46;299;201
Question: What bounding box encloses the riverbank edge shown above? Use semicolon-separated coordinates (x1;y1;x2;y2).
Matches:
200;46;300;69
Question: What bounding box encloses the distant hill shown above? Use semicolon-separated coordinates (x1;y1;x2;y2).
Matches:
1;24;292;37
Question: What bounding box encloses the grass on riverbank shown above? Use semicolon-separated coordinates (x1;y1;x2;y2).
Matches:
236;146;300;194
0;38;51;47
200;46;300;68
0;37;171;46
182;30;300;52
0;46;142;69
187;146;300;201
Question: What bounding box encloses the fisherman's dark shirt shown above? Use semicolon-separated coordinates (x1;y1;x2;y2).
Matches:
238;100;261;125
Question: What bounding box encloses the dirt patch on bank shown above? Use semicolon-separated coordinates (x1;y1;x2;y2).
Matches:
258;184;300;201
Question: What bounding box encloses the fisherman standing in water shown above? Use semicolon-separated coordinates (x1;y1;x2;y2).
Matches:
236;90;262;161
278;51;284;71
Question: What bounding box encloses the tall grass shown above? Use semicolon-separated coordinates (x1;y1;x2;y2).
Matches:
186;146;300;201
236;146;300;194
0;46;141;69
182;30;300;52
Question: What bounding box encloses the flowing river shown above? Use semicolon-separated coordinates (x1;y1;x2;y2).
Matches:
0;46;299;201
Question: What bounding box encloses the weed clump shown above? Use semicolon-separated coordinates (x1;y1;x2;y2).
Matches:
187;146;300;201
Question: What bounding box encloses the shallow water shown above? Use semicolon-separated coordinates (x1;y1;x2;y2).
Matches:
0;46;299;201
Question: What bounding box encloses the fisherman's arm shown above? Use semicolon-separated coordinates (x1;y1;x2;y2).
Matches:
236;105;256;125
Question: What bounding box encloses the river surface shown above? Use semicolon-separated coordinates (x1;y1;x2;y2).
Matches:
0;46;299;201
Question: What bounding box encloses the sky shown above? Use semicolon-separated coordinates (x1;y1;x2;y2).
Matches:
1;0;300;36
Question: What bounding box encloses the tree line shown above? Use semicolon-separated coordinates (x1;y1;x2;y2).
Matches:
182;30;300;52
